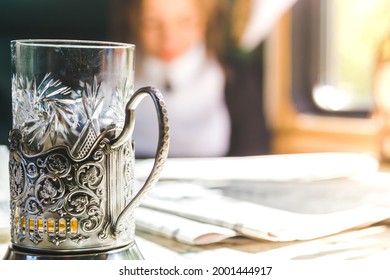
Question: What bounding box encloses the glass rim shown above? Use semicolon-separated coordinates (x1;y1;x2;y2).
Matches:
11;39;135;49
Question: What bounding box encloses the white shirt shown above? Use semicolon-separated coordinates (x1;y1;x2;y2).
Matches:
133;43;231;158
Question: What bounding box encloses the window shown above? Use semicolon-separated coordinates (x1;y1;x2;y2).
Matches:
292;0;390;117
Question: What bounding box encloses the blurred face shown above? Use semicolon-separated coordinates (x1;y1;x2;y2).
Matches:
139;0;206;62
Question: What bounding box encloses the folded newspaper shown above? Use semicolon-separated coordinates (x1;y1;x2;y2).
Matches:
134;153;390;245
134;152;380;183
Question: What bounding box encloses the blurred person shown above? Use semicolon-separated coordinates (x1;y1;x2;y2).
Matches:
111;0;296;158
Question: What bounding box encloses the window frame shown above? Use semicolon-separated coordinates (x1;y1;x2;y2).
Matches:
264;2;378;155
291;0;370;118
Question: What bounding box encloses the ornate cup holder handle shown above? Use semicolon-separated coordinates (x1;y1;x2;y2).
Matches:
111;86;170;235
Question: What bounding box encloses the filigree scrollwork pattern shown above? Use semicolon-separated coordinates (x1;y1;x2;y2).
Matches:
7;129;118;248
9;155;25;200
123;143;134;204
65;162;105;233
35;175;66;212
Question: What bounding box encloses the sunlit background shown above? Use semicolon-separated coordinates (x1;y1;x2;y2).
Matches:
314;0;390;112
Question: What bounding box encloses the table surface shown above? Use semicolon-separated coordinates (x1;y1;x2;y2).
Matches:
3;222;390;261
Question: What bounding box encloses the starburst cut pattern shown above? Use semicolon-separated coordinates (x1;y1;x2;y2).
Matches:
13;73;132;157
12;73;79;153
80;76;104;134
109;78;133;128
